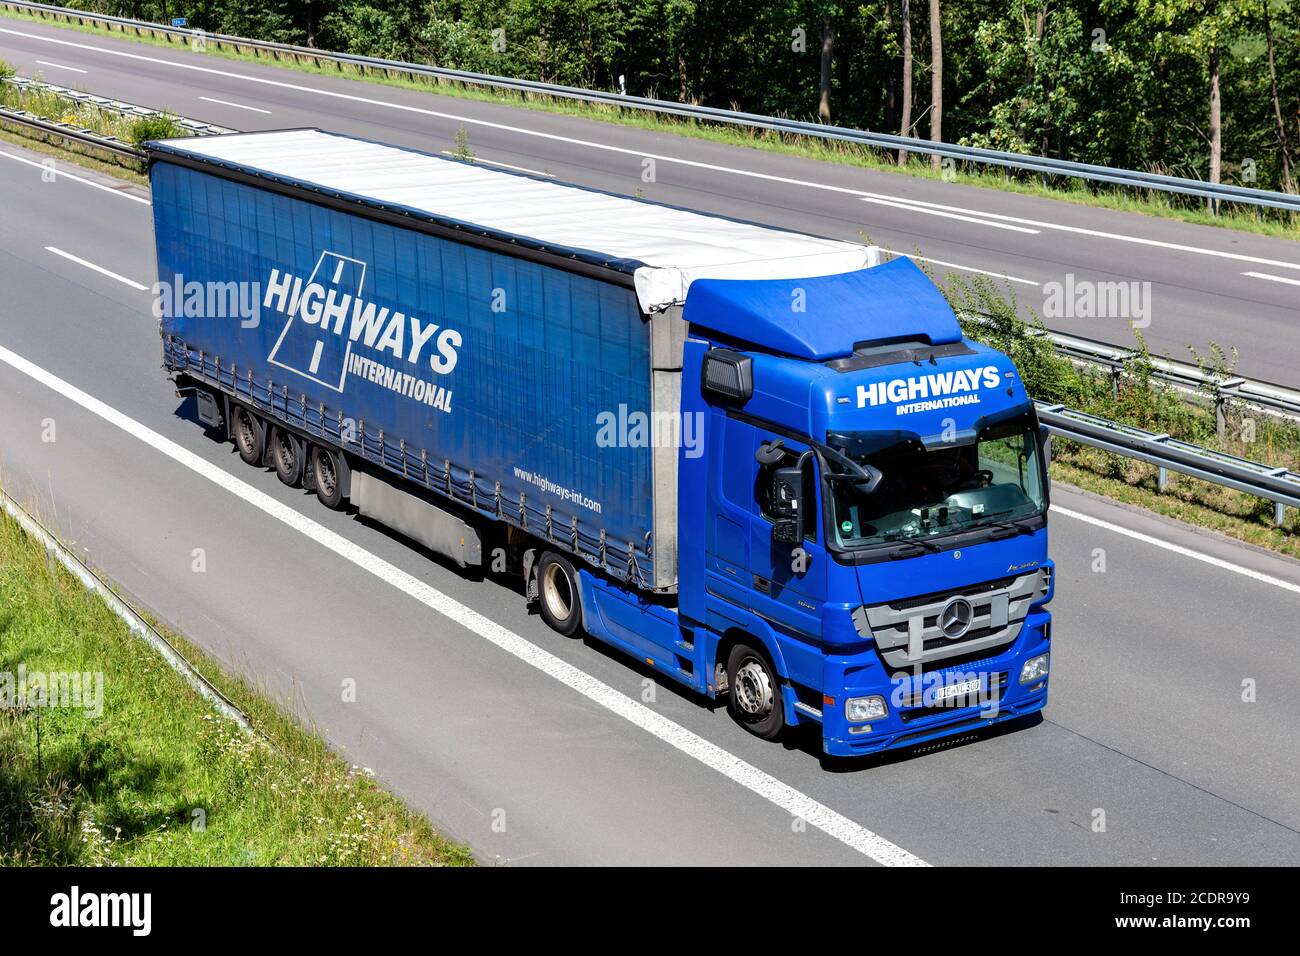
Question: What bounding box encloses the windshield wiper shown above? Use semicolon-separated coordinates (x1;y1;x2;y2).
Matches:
971;515;1040;539
882;534;941;557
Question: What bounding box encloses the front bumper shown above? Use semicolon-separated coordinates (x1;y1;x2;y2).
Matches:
821;610;1051;758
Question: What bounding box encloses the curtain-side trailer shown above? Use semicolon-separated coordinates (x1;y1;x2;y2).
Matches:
147;129;1054;757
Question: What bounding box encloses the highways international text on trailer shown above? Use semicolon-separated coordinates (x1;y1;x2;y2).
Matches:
145;129;1054;757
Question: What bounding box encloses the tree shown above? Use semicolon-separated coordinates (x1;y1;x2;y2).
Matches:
1137;0;1255;208
898;0;913;163
884;0;897;133
929;0;943;167
1262;0;1295;191
818;15;834;122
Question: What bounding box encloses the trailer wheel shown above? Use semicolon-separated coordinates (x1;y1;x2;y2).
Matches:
271;428;304;487
313;447;345;510
537;552;582;637
726;643;785;741
232;405;264;466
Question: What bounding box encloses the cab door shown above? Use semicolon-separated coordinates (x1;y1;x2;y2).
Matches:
747;431;828;641
704;411;756;595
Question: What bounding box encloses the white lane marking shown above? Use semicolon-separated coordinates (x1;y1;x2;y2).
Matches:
44;246;148;290
0;148;151;204
35;59;87;73
198;95;271;114
862;191;1300;273
440;150;553;177
1242;270;1300;288
1052;504;1300;597
895;252;1040;286
0;341;928;867
862;196;1040;234
6;27;1297;275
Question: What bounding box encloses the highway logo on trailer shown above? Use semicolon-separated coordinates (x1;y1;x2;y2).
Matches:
262;250;461;413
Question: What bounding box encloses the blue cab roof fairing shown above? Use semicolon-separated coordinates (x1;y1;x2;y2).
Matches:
681;257;963;361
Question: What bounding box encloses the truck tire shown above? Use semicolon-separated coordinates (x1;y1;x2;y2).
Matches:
271;428;304;487
537;552;582;637
726;643;786;741
313;447;346;510
232;405;264;466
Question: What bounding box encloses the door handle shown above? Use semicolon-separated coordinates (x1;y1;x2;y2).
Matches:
752;575;771;594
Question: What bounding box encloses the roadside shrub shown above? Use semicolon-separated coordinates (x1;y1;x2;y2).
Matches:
129;114;183;146
944;271;1085;408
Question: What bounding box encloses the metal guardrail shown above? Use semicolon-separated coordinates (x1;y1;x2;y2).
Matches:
1042;328;1300;420
1037;403;1300;526
0;74;229;162
6;74;233;135
0;102;143;160
4;0;1300;213
959;313;1300;423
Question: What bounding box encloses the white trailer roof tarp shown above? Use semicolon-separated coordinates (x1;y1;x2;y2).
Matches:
151;128;872;313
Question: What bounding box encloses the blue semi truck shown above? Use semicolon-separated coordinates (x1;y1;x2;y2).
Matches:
146;129;1053;757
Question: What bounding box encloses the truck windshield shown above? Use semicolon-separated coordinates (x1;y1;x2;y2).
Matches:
826;417;1046;550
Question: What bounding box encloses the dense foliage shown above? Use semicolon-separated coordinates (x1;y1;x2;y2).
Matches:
70;2;1298;191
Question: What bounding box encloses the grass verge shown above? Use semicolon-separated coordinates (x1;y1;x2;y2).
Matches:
0;504;474;866
0;70;184;146
1050;460;1300;560
0;122;148;184
1;6;1297;241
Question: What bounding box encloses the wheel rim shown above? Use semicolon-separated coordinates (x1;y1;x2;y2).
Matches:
541;562;573;623
733;658;774;718
317;452;337;497
235;410;255;455
276;434;295;472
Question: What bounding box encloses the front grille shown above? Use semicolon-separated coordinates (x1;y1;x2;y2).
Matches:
854;568;1048;669
884;574;1021;612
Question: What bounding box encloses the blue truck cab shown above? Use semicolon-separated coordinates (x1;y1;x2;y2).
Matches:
146;129;1051;760
670;262;1052;756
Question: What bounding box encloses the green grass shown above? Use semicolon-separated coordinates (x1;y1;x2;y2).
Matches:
0;61;182;172
0;506;474;866
0;68;184;145
1050;458;1300;560
2;5;1297;241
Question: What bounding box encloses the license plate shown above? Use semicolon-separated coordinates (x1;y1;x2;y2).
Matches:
932;677;983;704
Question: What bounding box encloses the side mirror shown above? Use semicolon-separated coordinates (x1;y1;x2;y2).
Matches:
770;466;804;545
1038;424;1052;466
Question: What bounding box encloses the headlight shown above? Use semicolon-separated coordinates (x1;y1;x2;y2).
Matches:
1020;654;1049;684
845;696;887;722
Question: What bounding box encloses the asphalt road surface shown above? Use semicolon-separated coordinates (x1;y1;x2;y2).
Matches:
1;139;1299;865
0;14;1299;386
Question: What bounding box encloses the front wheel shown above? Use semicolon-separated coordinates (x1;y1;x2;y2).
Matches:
727;643;786;741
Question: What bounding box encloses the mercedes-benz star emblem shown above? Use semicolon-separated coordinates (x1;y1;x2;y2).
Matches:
939;598;974;639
